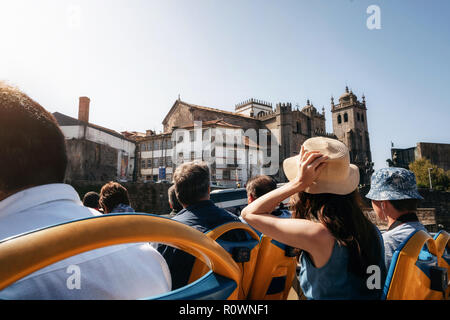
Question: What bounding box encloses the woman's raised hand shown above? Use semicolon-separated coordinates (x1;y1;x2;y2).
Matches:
293;145;328;191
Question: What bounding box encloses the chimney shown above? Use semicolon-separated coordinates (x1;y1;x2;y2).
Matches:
78;96;90;123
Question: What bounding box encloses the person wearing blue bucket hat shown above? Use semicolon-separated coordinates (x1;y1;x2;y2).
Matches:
366;167;427;269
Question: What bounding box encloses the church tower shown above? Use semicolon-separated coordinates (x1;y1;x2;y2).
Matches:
331;86;373;185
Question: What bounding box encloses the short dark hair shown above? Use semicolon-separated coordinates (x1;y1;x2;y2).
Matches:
173;161;210;206
0;82;67;193
246;175;277;199
168;185;183;212
99;182;130;212
389;199;419;213
83;191;100;209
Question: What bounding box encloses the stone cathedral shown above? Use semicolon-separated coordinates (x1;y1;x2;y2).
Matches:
141;86;374;186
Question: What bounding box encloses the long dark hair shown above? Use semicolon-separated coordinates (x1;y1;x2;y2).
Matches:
290;190;381;278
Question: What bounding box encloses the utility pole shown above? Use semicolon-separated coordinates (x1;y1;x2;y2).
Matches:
428;168;433;190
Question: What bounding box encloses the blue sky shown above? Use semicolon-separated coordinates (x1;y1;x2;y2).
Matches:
1;0;449;171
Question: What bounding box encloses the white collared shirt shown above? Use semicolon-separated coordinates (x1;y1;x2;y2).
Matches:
0;184;171;299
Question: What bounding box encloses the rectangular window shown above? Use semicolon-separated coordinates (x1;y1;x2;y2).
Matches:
147;159;152;168
141;160;146;169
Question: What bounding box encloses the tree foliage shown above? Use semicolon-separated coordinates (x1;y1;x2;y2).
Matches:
409;158;450;191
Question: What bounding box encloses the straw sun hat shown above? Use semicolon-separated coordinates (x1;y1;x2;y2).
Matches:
282;137;360;195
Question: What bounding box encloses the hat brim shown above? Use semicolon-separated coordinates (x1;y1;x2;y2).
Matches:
283;155;360;195
365;188;424;201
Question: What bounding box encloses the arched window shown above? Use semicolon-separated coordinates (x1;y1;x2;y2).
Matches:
337;114;342;124
257;111;265;117
296;122;302;133
357;113;360;121
361;114;365;122
344;113;348;122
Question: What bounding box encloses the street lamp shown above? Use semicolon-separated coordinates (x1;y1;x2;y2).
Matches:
428;168;433;190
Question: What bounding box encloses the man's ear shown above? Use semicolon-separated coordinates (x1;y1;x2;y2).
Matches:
247;194;255;204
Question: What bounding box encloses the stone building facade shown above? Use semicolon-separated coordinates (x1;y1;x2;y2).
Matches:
54;97;137;183
389;142;450;171
135;86;373;186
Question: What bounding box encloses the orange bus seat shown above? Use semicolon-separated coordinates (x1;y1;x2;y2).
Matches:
433;230;449;299
247;235;297;300
188;221;260;299
382;229;447;300
0;214;242;300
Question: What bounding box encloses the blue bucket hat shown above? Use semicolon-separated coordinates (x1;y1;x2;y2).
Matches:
366;167;424;201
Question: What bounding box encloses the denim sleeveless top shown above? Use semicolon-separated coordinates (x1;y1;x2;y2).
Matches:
299;229;386;300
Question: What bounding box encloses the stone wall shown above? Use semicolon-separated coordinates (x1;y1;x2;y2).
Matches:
71;181;172;215
416;142;450;171
65;139;118;182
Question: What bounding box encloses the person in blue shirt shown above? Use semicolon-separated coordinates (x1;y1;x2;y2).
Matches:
365;167;427;270
99;181;135;213
240;175;291;233
157;161;246;289
245;175;291;218
241;137;386;300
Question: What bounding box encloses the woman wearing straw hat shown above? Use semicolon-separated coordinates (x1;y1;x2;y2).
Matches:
241;137;386;299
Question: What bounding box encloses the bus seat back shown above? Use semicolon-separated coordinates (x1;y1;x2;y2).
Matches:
383;230;447;300
188;221;260;299
247;235;297;300
433;230;449;299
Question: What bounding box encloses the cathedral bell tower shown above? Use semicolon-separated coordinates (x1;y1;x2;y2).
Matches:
331;86;373;186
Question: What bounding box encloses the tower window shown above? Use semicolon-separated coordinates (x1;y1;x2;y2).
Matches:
344;113;348;122
296;122;302;133
337;114;342;124
361;114;364;122
357;113;360;121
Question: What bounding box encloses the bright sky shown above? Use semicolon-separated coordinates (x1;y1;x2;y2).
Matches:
1;0;449;171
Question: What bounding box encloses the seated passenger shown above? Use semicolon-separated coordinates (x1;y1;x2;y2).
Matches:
244;175;291;220
0;82;171;299
99;181;135;213
82;191;101;212
158;161;246;289
241;137;386;300
167;185;183;217
365;167;427;269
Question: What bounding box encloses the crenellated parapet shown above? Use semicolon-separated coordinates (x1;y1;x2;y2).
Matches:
235;98;272;110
